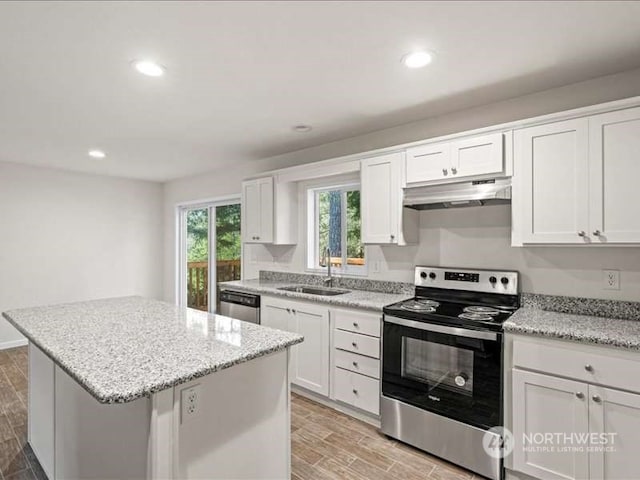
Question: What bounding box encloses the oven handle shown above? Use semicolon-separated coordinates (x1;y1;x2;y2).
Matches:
384;316;498;341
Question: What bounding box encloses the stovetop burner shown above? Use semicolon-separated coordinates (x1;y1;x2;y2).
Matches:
458;312;494;321
463;306;501;315
400;299;440;312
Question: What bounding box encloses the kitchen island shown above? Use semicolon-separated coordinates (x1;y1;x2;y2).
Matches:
2;296;303;480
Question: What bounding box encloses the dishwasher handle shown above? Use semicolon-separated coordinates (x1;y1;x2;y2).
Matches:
219;290;260;308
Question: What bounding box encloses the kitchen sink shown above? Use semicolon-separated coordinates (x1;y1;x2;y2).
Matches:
277;285;350;296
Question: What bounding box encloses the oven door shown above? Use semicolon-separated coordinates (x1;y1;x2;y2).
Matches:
382;315;502;430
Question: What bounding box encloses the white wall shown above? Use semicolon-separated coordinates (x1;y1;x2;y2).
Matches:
163;67;640;303
0;162;164;349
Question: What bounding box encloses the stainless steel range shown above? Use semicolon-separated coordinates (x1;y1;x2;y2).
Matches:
381;266;519;480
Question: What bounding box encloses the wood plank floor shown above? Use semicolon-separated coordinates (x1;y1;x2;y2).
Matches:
291;393;481;480
1;345;479;479
0;347;46;480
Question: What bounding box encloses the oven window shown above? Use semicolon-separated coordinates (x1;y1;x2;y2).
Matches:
402;338;474;395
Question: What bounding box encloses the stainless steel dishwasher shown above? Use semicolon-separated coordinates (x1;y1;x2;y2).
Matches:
219;290;260;324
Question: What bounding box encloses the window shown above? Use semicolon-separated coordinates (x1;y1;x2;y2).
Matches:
307;184;366;275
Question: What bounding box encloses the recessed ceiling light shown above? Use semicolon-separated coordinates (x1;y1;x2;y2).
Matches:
132;60;166;77
292;125;312;133
402;51;433;69
88;149;106;159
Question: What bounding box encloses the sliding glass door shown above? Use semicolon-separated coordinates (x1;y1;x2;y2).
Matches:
179;199;241;312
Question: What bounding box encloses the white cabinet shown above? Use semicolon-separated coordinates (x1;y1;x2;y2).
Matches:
331;308;381;416
589;385;640;480
510;335;640;480
515;118;590;244
261;297;330;396
360;152;418;245
588;107;640;244
512;369;589;480
405;132;504;184
515;105;640;245
242;177;273;243
241;176;297;245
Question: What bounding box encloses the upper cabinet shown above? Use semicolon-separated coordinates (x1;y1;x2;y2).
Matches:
515;106;640;245
405;132;505;185
360;152;418;245
242;176;297;245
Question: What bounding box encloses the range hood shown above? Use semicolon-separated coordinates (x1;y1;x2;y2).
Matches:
403;178;511;210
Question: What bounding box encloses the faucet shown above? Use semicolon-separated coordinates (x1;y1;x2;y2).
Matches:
322;247;333;287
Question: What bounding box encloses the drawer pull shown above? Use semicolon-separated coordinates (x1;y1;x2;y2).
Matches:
353;322;359;328
592;395;602;403
575;392;584;399
352;342;358;348
286;308;291;313
352;389;358;395
352;361;359;368
585;364;594;372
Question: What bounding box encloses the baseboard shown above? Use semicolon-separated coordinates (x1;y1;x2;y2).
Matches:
0;338;28;350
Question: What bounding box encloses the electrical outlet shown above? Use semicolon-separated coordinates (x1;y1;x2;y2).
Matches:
603;270;620;290
180;384;201;424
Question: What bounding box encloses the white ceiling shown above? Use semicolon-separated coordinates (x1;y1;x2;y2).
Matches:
2;1;640;182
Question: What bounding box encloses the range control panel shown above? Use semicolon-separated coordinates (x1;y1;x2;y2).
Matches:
415;266;519;295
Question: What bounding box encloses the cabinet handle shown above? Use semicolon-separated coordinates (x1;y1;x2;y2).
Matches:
353;322;359;328
352;389;359;395
593;230;601;236
585;364;594;372
578;231;586;237
286;308;291;313
390;234;395;240
451;167;457;175
256;236;260;240
292;309;296;314
575;392;584;399
351;342;358;348
442;168;448;176
592;395;602;403
352;361;359;368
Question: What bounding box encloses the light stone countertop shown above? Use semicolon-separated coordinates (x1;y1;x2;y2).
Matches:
504;307;640;351
220;279;412;311
3;296;303;404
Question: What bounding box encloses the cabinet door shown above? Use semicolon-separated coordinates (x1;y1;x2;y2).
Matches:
242;180;260;242
242;177;273;243
405;141;451;183
516;118;590;244
361;153;400;244
589;385;640;480
451;132;504;178
512;369;589;480
288;304;330;396
257;177;274;243
260;300;290;332
589;107;640;244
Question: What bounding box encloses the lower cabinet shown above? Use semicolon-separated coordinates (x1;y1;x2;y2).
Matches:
331;308;381;416
511;338;640;480
261;296;330;396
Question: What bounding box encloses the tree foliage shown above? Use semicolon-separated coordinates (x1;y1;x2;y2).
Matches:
186;204;241;262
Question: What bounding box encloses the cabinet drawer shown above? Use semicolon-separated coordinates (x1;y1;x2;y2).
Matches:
513;337;640;393
333;309;380;338
334;330;380;359
334;367;379;415
334;349;380;379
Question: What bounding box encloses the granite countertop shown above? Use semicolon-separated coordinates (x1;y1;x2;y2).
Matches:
220;279;412;311
3;296;303;404
504;307;640;351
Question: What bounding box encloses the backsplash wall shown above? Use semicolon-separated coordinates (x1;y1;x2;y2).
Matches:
246;204;640;302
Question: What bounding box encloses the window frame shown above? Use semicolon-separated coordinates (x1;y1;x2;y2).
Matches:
306;181;367;277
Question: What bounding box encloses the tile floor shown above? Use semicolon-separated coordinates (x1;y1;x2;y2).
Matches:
0;346;478;479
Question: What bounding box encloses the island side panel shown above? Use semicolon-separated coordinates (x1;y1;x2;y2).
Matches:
28;343;55;480
54;366;151;479
175;349;290;479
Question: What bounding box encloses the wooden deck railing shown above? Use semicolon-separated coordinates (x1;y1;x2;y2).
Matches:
187;259;241;311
